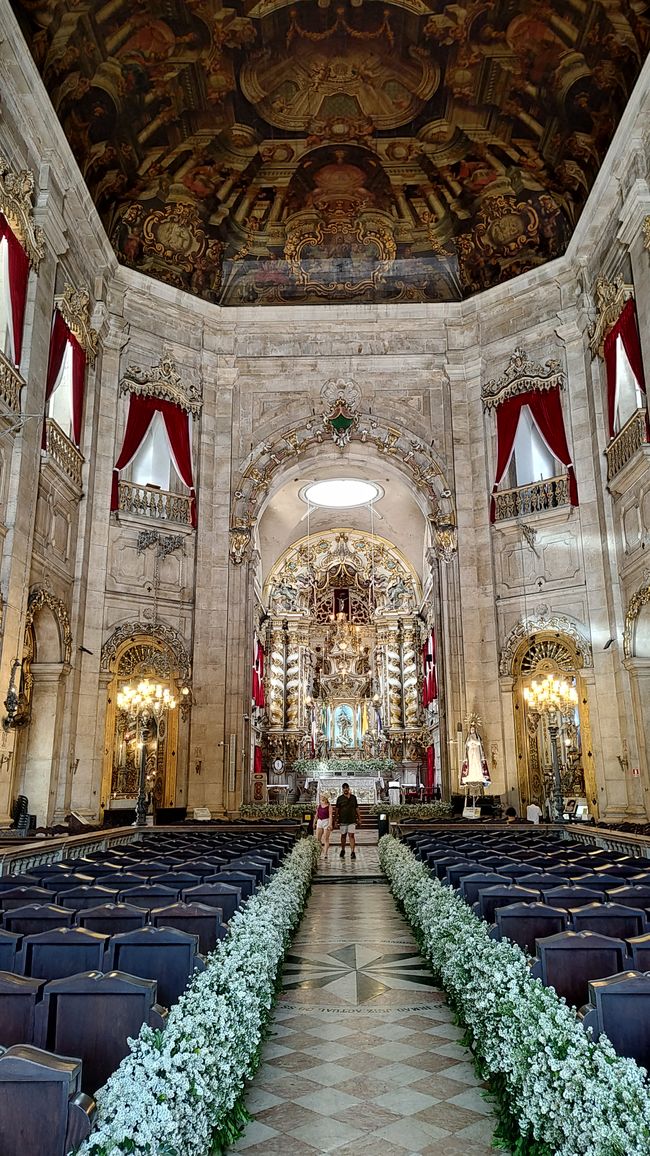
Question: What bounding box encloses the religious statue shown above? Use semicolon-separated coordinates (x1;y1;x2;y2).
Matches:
336;705;353;747
460;722;491;787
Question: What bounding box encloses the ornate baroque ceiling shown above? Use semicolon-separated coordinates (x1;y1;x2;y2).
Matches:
12;0;650;306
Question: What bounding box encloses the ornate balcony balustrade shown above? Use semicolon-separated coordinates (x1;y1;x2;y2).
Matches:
493;474;569;522
0;352;22;413
117;480;193;525
43;418;84;489
605;408;649;481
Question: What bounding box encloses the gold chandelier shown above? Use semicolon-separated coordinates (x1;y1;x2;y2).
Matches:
117;679;177;715
523;673;577;717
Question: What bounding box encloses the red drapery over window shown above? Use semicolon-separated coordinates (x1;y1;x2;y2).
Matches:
43;311;87;448
111;393;197;527
603;298;647;439
0;214;30;368
422;631;437;707
490;388;578;521
252;635;265;708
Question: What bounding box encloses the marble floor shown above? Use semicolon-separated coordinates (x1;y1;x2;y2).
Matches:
230;847;502;1155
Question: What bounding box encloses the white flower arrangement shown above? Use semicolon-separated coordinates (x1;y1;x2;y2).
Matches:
379;835;650;1156
369;802;453;820
77;837;320;1156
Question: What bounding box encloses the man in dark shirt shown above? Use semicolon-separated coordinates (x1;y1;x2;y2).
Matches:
335;782;360;860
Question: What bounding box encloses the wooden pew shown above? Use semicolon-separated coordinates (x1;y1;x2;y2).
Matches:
105;925;205;1007
18;927;109;980
3;904;75;937
579;970;650;1068
0;1043;95;1156
76;902;147;935
0;972;46;1046
531;930;629;1008
34;970;167;1095
151;901;227;955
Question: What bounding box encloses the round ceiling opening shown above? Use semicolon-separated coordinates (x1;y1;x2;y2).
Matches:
302;479;382;509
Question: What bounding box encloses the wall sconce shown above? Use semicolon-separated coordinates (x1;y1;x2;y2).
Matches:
3;658;30;731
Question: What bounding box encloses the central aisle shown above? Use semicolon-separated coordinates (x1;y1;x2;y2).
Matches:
230;843;503;1155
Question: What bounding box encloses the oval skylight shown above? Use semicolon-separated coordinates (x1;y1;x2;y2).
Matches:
303;479;381;508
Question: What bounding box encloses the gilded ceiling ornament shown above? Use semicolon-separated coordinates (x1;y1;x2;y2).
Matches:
55;284;99;364
0;152;46;269
499;612;592;677
588;274;634;358
25;586;72;665
623;577;650;659
120;353;202;415
482;347;564;411
100;621;191;682
229;524;252;565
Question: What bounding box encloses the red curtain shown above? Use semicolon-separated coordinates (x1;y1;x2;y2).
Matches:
422;631;437;707
0;215;29;367
70;333;86;447
254;745;263;776
425;745;435;791
603;299;647;438
491;388;578;521
43;310;72;448
111;394;197;526
252;635;265;708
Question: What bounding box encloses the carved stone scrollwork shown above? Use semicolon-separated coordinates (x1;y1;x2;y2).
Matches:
623;573;650;659
588;274;633;359
0;152;46;269
482;347;564;411
26;587;72;664
320;377;361;447
430;517;457;564
499;611;592;677
55;284;99;364
119;353;202;415
229;524;251;565
101;620;191;682
643;215;650;254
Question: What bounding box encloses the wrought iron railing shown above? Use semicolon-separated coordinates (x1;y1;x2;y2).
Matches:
0;352;22;413
493;474;569;521
43;419;84;489
605;408;649;481
117;480;193;525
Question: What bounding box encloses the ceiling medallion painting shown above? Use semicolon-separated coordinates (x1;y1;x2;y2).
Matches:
14;0;650;306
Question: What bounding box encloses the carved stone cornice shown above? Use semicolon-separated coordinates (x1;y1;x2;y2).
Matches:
26;587;72;664
623;570;650;660
0;152;46;269
100;620;191;682
55;284;99;364
643;215;650;256
588;274;633;359
119;353;202;415
482;348;564;410
499;610;592;677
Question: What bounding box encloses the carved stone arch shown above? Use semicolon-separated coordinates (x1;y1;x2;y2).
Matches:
25;587;72;665
100;620;191;682
230;386;455;565
500;611;592;678
623;575;650;659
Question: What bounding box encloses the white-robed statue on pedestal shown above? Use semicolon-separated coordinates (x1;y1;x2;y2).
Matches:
460;721;491;787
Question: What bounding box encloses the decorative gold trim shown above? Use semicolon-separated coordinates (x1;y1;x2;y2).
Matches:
229;524;252;565
0;152;46;269
430;516;457;564
482;347;564;410
588;274;633;359
623;573;650;659
55;284;98;364
643;215;650;254
25;586;72;664
100;620;191;681
119;353;202;415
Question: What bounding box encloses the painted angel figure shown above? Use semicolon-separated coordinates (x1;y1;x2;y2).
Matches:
460;722;491;787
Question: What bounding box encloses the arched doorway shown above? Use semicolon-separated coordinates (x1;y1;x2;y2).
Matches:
100;624;191;819
511;631;597;818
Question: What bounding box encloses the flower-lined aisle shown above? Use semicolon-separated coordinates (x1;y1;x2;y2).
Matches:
79;837;320;1156
379;835;650;1156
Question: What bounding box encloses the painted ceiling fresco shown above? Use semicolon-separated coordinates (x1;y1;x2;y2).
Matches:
12;0;650;306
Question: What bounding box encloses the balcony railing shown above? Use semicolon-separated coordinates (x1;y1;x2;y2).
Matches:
0;352;22;413
43;419;84;489
117;480;193;525
605;408;649;481
493;474;569;522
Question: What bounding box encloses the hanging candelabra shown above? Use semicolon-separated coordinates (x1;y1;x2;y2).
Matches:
523;674;578;822
116;679;177;825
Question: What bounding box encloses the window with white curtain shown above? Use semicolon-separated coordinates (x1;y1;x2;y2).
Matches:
130;411;177;490
48;338;75;437
0;237;14;361
614;334;645;434
507;405;558;487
